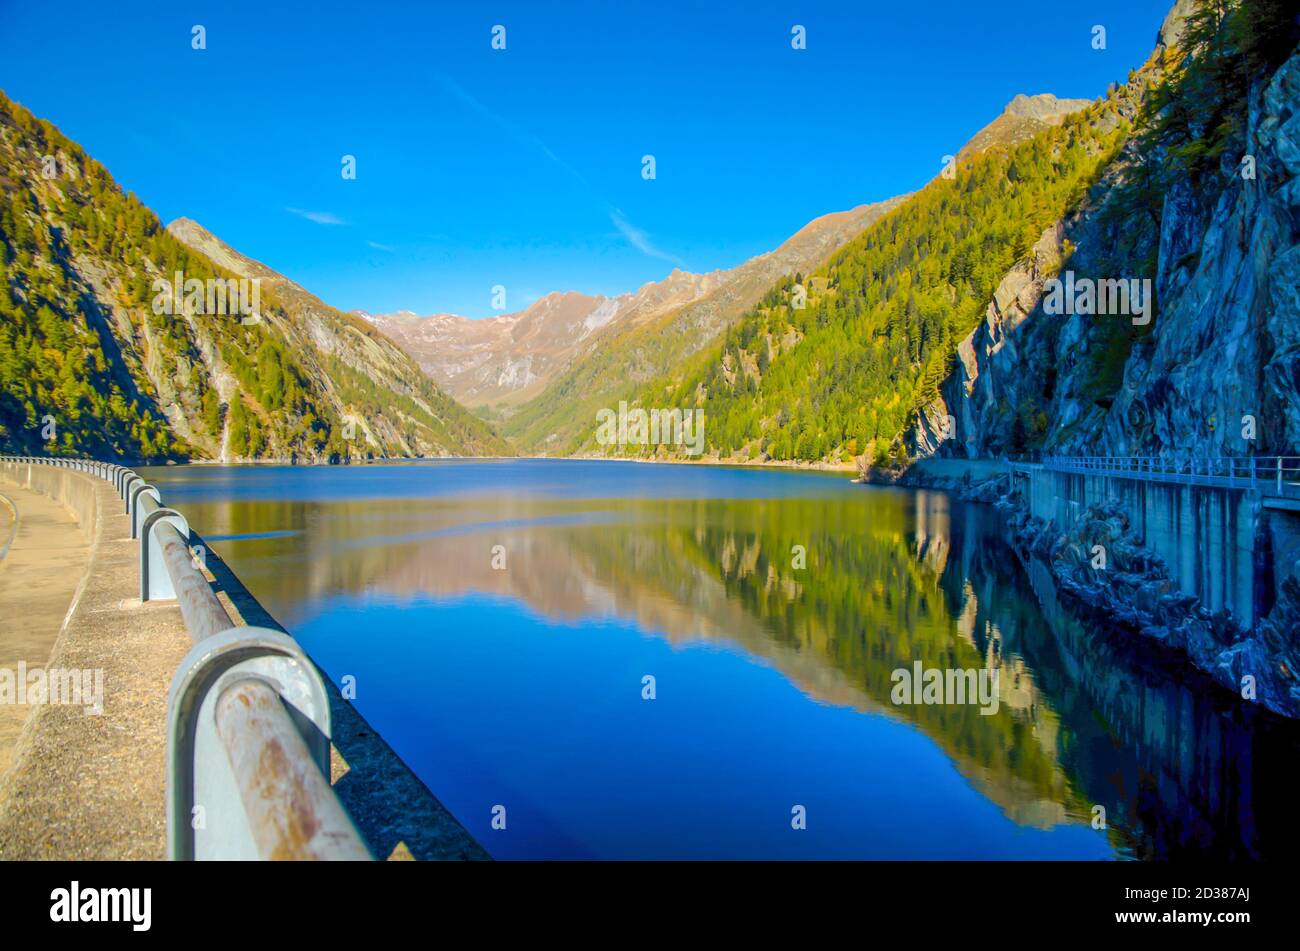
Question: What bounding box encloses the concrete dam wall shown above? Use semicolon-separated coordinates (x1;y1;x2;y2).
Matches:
1023;468;1263;627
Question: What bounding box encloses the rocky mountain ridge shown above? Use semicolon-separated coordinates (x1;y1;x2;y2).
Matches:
955;93;1095;165
368;199;906;417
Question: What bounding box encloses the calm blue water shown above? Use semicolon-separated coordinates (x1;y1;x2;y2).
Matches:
143;459;1299;860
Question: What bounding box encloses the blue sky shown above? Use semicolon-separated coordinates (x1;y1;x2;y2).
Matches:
0;0;1172;317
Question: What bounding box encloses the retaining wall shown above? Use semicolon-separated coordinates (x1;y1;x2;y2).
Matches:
0;460;100;543
1024;468;1261;626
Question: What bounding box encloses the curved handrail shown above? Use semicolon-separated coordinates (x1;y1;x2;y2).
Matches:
0;454;370;862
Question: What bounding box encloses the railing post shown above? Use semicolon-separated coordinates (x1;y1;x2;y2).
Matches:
140;508;190;601
122;474;142;509
130;484;162;539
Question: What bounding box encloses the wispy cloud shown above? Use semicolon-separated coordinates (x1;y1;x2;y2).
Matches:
608;209;684;266
286;207;345;226
367;240;395;252
442;77;683;267
441;78;586;188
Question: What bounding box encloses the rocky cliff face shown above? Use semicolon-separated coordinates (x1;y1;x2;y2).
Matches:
1103;51;1300;459
911;22;1299;464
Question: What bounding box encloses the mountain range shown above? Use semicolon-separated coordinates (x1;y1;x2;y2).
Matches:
361;91;1102;453
2;0;1295;471
512;0;1298;469
362;200;909;417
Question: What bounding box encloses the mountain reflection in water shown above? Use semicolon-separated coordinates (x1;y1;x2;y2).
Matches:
144;460;1300;860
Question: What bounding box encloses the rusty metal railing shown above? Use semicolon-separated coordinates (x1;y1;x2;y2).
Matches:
215;679;371;860
0;454;371;861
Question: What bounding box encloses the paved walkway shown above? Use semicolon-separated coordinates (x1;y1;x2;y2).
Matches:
0;473;191;859
0;486;88;777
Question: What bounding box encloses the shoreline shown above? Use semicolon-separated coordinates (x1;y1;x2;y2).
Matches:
136;452;864;475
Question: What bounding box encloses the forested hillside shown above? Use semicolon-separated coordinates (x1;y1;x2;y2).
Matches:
501;198;906;454
598;88;1133;464
0;92;508;462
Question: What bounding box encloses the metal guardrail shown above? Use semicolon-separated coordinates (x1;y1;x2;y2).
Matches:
0;454;370;861
1042;454;1300;497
